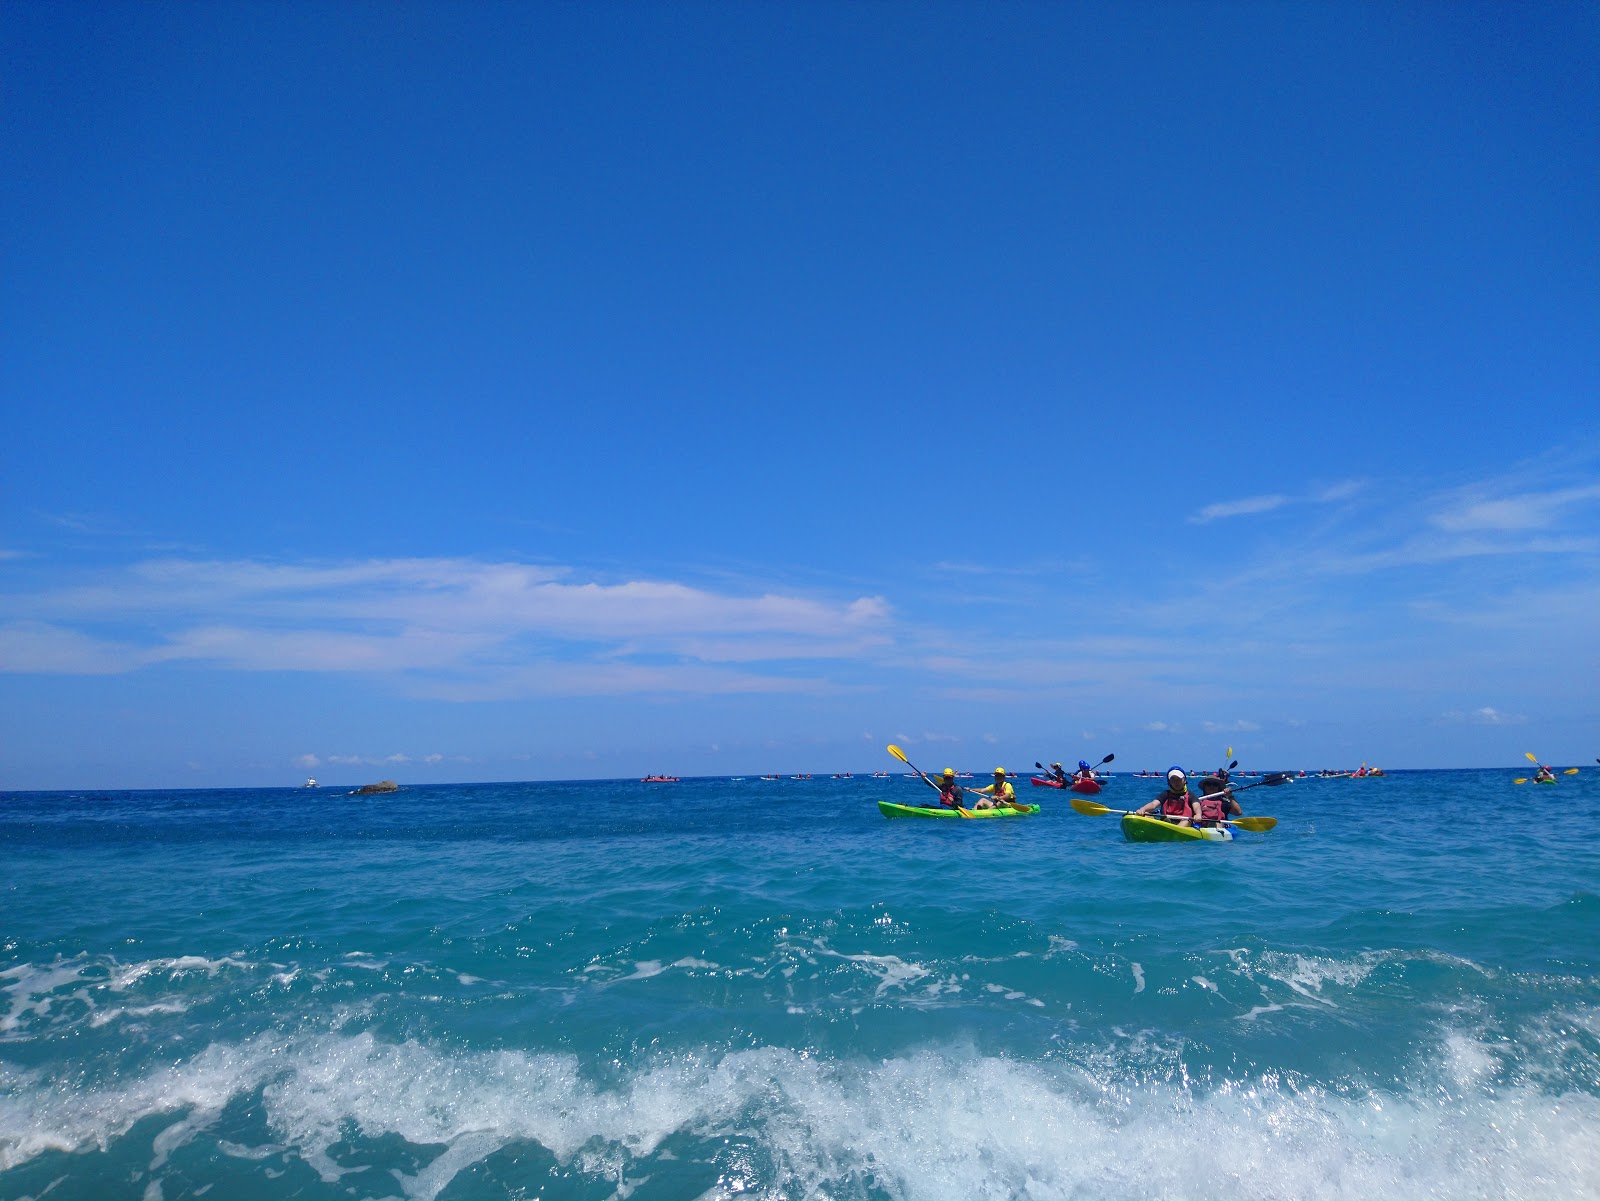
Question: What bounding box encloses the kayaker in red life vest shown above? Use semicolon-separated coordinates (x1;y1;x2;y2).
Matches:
1195;774;1242;828
1534;764;1556;783
1072;759;1096;785
935;768;966;809
1135;767;1198;826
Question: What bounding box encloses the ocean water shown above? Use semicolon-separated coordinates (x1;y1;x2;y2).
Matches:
2;769;1597;1200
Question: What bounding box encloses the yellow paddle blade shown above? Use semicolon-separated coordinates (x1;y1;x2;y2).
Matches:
1226;746;1233;759
1070;798;1114;816
1513;778;1528;785
1230;816;1277;832
1565;768;1581;774
1526;752;1540;762
887;744;910;764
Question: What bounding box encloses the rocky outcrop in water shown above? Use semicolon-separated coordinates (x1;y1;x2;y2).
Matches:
352;780;400;795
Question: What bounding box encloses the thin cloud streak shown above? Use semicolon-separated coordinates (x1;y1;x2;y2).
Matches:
1188;479;1365;524
0;556;893;697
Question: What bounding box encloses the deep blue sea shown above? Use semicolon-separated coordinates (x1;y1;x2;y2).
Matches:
3;769;1598;1200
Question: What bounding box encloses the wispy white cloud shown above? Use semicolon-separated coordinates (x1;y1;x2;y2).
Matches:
1431;482;1600;533
1440;706;1527;726
1189;494;1289;524
0;556;892;698
1188;479;1365;524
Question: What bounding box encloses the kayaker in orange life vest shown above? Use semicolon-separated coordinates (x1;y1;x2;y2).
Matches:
935;768;966;809
1135;767;1198;826
972;767;1015;810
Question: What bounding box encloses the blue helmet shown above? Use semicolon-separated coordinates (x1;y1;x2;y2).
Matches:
1166;765;1186;782
1078;760;1090;770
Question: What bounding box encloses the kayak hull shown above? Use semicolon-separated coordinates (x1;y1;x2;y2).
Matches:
878;800;1039;819
1070;779;1102;795
1029;777;1066;789
1120;814;1234;843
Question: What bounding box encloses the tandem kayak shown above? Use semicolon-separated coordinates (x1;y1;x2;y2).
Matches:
1120;814;1234;843
878;800;1039;819
1535;778;1558;785
1030;776;1066;789
1070;779;1102;795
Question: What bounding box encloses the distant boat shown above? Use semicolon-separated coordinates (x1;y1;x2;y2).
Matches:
302;778;317;788
641;775;680;783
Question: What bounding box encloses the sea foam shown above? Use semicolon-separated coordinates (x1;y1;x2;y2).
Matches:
3;1027;1597;1199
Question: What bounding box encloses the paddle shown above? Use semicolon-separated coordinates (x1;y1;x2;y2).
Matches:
887;744;972;818
1068;797;1278;832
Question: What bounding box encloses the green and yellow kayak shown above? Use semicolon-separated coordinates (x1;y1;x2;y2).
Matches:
877;800;1039;819
1120;814;1234;843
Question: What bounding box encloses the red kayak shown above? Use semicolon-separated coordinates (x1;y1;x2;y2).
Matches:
1069;779;1102;795
1029;776;1066;789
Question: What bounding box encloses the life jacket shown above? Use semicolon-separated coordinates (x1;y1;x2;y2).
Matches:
938;783;963;808
1159;789;1193;819
1198;794;1229;824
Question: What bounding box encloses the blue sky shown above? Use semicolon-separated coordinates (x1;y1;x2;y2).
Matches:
3;2;1596;788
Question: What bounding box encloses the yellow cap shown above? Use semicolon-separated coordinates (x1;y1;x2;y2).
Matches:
942;768;955;778
993;767;1006;776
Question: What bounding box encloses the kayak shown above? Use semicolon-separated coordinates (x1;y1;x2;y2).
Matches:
1120;814;1234;843
1030;776;1066;789
1070;779;1101;795
1535;778;1558;785
878;800;1039;819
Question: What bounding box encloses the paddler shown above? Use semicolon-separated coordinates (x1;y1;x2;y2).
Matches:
1072;759;1096;785
1534;764;1556;783
1195;774;1242;828
935;768;966;810
1135;767;1198;826
1049;761;1069;784
972;767;1015;810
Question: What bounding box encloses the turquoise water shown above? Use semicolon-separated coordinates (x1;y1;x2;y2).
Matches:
3;769;1598;1199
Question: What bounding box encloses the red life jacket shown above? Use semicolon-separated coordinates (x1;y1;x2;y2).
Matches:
1198;794;1228;824
1160;790;1193;819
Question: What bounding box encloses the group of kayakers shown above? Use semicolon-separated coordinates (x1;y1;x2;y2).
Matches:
1134;765;1245;829
1042;760;1101;787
